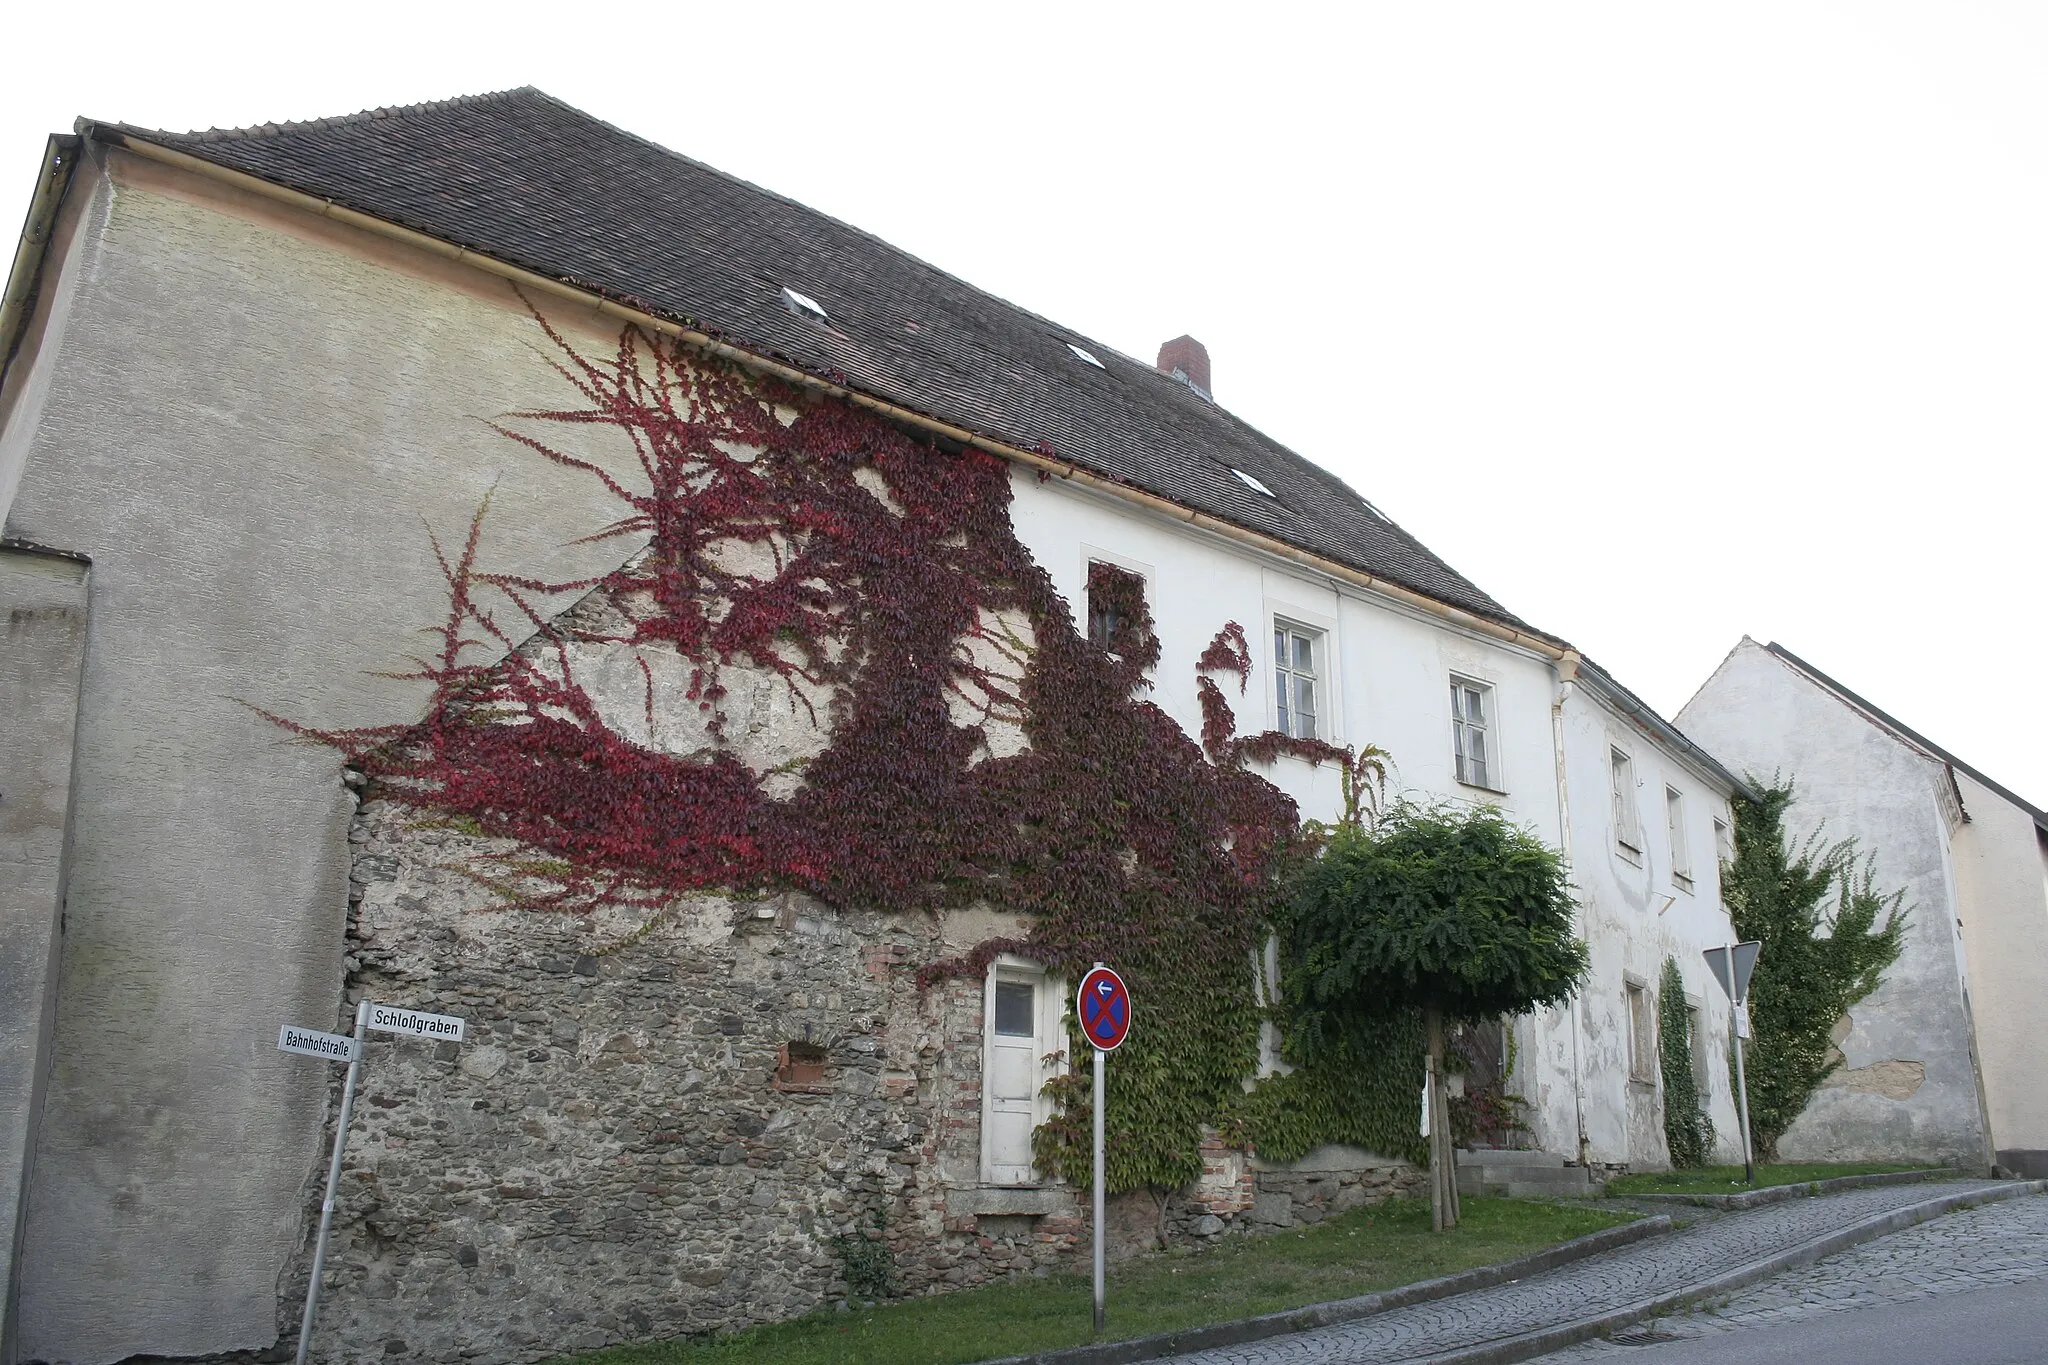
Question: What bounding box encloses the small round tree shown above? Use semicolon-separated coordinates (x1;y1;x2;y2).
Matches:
1283;802;1587;1230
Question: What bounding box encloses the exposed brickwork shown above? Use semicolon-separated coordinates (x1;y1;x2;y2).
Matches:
1156;334;1213;395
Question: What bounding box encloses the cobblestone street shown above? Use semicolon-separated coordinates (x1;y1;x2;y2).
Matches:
1154;1181;2033;1364
1538;1186;2048;1359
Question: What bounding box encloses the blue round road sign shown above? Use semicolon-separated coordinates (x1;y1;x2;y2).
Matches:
1078;966;1132;1051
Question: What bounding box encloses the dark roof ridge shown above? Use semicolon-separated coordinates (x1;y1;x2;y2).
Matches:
86;87;545;145
1765;641;2047;828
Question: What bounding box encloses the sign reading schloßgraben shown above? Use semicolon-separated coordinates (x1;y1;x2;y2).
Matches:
277;1025;361;1062
366;1003;467;1043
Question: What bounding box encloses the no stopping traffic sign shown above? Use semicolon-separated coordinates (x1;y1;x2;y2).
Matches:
1077;965;1132;1051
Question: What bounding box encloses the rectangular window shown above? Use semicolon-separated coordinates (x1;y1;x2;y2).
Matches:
1611;748;1642;852
1667;787;1692;886
1273;622;1321;740
1086;560;1146;658
1450;678;1494;789
982;960;1064;1185
1626;982;1656;1083
1714;817;1734;868
1687;1004;1711;1094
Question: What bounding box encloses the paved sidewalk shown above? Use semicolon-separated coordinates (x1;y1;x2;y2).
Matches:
1537;1186;2048;1357
1155;1180;2021;1364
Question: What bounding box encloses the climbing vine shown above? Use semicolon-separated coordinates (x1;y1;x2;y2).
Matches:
281;312;1406;1193
1722;780;1907;1158
1657;956;1713;1168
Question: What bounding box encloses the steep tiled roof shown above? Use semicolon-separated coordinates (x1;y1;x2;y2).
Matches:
109;88;1528;627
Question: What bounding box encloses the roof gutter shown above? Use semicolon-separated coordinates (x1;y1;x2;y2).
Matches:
86;125;1578;668
0;135;82;393
1576;657;1755;801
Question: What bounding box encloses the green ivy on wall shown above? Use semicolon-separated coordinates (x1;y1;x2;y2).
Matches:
1722;781;1908;1158
1657;956;1713;1168
1229;1012;1429;1167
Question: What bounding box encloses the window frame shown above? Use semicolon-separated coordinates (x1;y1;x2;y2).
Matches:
1624;976;1656;1085
980;955;1067;1186
1271;618;1325;741
1610;746;1644;858
1449;674;1503;793
1076;546;1155;662
1666;786;1693;890
1685;998;1712;1097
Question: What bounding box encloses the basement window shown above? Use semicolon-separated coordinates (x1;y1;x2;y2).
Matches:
1230;467;1275;497
780;287;828;324
1067;343;1105;368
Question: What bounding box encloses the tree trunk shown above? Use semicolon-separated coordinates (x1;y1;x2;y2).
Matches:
1426;1005;1458;1231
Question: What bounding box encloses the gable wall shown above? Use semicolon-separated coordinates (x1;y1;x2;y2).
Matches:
1947;772;2048;1164
0;146;653;1364
1522;685;1741;1171
1678;640;1989;1165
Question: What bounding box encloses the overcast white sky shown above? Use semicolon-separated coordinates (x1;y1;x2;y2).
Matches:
7;2;2044;803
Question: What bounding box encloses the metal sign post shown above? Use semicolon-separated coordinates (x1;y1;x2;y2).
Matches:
293;999;369;1365
285;1000;466;1364
1077;964;1131;1338
1704;942;1762;1185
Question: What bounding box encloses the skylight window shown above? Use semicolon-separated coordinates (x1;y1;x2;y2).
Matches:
1067;343;1105;369
780;287;828;323
1230;467;1275;497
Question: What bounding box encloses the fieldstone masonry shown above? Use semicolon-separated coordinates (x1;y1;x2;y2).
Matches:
276;793;1423;1361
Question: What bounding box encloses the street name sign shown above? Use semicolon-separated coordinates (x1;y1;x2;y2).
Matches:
367;1003;467;1043
1077;966;1132;1052
278;1025;360;1063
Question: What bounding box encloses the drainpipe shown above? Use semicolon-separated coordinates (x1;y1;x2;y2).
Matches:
1551;655;1589;1164
0;135;81;392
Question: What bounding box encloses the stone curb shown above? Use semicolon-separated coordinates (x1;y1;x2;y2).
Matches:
1621;1166;1954;1211
1410;1179;2048;1365
981;1215;1675;1365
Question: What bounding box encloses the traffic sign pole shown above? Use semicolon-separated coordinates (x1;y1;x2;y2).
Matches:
297;998;369;1365
1076;962;1130;1338
1731;1005;1756;1185
1705;942;1762;1186
1092;1040;1105;1336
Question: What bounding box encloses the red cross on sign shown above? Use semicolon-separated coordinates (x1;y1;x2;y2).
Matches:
1077;966;1132;1052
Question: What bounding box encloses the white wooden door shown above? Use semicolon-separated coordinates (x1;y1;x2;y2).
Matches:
985;976;1040;1184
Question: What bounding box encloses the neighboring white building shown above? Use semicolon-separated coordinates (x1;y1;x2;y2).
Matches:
1680;638;2048;1173
1518;659;1749;1173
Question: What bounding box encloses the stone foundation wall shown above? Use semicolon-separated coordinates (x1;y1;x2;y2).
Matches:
283;796;1419;1362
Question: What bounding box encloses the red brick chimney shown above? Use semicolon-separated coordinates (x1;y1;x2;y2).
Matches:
1156;335;1212;397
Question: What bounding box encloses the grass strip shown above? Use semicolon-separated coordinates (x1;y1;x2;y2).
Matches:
557;1196;1633;1365
1604;1162;1921;1196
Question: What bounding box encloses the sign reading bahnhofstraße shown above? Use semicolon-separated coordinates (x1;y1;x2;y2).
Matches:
366;1003;467;1043
277;1025;361;1062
